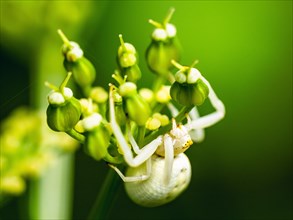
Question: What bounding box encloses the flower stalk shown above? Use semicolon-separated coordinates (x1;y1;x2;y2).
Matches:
41;7;225;215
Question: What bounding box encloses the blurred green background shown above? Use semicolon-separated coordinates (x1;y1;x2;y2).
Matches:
0;1;292;220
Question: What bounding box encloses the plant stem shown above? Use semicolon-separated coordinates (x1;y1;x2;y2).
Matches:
137;125;146;147
29;36;74;220
152;103;165;113
152;75;166;93
66;129;86;144
87;169;121;220
29;153;74;219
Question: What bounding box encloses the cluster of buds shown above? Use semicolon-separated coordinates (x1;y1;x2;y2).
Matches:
0;107;78;196
44;8;225;207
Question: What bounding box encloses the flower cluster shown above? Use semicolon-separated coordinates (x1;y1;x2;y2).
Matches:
0;107;78;195
45;8;225;207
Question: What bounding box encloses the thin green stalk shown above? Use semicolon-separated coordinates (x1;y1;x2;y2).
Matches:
82;85;92;98
29;154;74;219
152;75;166;93
152;103;165;113
29;36;74;220
87;169;121;220
66;129;86;144
137;125;146;147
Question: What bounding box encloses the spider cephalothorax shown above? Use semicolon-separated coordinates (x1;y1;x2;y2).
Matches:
156;121;193;157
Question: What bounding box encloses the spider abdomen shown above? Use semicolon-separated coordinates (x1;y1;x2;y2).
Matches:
124;153;191;207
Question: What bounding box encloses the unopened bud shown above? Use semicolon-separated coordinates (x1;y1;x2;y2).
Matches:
156;85;171;103
85;125;111;161
64;57;96;88
90;87;108;104
46;73;81;132
146;117;161;130
146;9;180;75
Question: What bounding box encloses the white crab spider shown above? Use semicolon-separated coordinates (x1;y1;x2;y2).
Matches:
107;65;225;205
109;69;225;173
108;76;224;205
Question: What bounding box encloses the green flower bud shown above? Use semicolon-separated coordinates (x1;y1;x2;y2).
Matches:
125;96;151;126
146;117;161;130
119;53;137;68
63;42;84;62
118;39;136;57
170;80;209;106
146;38;180;76
64;57;96;88
86;125;111;161
139;88;154;104
153;113;169;126
145;113;169;131
155;85;171;103
74;120;85;133
170;60;209;106
46;72;81;132
119;82;151;126
81;113;102;131
81;113;109;160
58;30;96;88
117;35;141;82
119;82;137;97
90;87;108;104
79;98;98;116
83;115;123;164
47;96;81;132
117;34;137;67
146;8;181;76
120;65;141;83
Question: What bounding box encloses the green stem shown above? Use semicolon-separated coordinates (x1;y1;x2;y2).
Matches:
163;7;175;26
29;35;75;220
66;129;86;144
82;85;92;98
152;103;165;113
119;34;127;51
137;125;146;147
142;105;193;145
152;75;166;93
87;169;121;220
60;72;73;91
29;153;74;220
57;29;72;48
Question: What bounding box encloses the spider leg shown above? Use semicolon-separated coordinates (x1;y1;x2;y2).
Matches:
109;85;163;167
128;126;142;154
108;158;151;182
187;76;225;130
163;134;174;185
167;102;179;117
186;108;205;143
